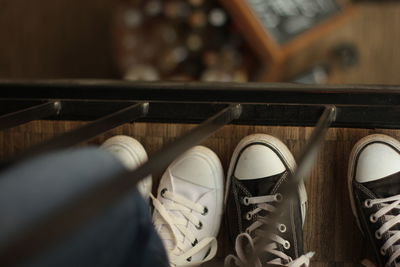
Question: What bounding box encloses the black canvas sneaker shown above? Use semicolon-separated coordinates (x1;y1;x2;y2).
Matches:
224;134;312;266
349;134;400;267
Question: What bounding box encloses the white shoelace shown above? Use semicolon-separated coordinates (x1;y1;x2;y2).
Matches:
151;190;217;266
224;194;314;267
365;194;400;266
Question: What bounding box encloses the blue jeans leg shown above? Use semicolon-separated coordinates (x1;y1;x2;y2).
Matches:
0;147;168;267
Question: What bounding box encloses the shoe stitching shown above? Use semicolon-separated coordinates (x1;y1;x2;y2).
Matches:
354;181;376;199
271;171;288;194
235;179;252;197
354;181;389;241
290;200;299;259
355;193;383;265
235;180;253;232
270;172;294;259
354;184;388;265
232;182;243;234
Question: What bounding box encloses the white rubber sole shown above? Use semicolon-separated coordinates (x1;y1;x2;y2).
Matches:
347;134;400;230
101;135;152;199
224;134;308;226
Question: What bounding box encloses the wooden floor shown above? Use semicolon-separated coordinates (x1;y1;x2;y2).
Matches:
2;121;400;265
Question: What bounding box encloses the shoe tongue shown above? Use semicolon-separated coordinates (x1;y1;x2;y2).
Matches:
157;175;208;253
173;175;208;201
363;171;400;198
237;171;286;196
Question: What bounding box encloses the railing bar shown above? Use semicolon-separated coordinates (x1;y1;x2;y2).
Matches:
0;101;61;131
250;105;337;267
2;80;400;106
8;102;149;164
0;104;242;266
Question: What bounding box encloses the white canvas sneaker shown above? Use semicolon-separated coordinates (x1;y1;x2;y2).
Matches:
101;135;152;200
151;146;224;266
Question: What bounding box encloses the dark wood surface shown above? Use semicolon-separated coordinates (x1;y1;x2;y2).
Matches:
2;121;400;265
0;0;117;79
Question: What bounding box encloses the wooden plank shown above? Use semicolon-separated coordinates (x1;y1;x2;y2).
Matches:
1;120;398;265
0;0;117;79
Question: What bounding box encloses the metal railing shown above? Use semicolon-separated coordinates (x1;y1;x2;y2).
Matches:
0;80;399;266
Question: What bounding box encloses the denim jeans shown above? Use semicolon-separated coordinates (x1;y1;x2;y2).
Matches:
0;148;168;267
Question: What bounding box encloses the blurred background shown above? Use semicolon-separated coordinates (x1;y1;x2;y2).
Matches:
0;0;399;84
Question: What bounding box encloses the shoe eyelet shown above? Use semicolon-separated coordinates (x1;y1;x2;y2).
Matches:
196;221;203;230
242;197;250;206
201;206;208;216
370;214;378;223
246;212;252;221
186;257;192;262
375;230;382;239
364;199;373;208
283;241;290;249
380;247;386;255
275;193;283;202
160;188;167;198
278;224;287;233
192;239;198;247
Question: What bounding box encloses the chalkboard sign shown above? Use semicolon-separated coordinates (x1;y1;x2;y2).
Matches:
220;0;355;81
246;0;341;44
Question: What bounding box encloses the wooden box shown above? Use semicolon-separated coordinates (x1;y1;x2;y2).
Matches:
220;0;357;81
